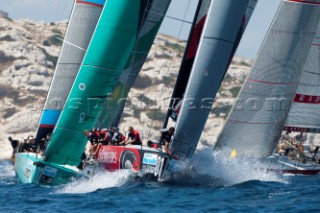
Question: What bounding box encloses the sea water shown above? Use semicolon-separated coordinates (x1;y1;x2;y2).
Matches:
1;149;319;212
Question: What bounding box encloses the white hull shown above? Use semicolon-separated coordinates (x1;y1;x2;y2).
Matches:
267;155;320;175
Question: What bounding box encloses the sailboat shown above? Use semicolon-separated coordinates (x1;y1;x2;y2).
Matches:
15;0;107;184
273;22;320;175
163;0;254;162
214;0;320;175
94;0;172;176
94;0;258;180
153;0;258;180
14;0;159;184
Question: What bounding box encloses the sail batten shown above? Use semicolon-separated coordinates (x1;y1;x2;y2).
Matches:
215;0;320;158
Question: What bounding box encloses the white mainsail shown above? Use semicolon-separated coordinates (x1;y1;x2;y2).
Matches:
35;0;106;142
285;32;320;133
215;0;320;158
170;0;251;159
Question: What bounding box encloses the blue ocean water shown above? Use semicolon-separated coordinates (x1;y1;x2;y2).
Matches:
1;150;320;213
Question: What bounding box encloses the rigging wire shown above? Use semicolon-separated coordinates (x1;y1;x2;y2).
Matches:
98;0;154;129
165;15;193;25
144;0;194;140
112;0;195;137
54;0;62;23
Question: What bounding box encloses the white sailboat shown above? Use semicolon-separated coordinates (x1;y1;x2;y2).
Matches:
168;0;252;160
274;19;320;175
155;0;257;180
214;0;320;174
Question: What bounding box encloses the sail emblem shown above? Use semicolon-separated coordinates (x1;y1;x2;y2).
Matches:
230;149;238;158
79;83;86;91
80;112;86;121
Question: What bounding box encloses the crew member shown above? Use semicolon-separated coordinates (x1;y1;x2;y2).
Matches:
84;129;100;159
77;152;87;170
8;136;19;160
39;133;51;154
159;127;175;154
99;128;109;145
28;136;38;153
120;127;142;145
110;127;125;145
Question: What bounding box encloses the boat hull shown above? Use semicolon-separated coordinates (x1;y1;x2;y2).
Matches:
96;145;163;176
14;153;84;184
267;155;320;175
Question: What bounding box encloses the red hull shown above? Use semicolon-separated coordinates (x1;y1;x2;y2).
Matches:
96;145;161;174
268;168;320;175
281;169;320;175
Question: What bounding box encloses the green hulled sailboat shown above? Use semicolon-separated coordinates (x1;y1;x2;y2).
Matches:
15;0;158;184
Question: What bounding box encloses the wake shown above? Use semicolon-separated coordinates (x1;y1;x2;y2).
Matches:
57;169;136;194
57;148;288;194
164;148;288;186
0;160;16;184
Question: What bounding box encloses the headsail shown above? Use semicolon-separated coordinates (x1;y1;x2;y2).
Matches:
169;0;252;159
215;0;320;158
44;0;150;165
284;33;320;133
96;0;172;128
164;0;258;126
35;0;106;142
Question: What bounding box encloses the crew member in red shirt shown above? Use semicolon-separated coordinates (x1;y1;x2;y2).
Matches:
120;126;142;145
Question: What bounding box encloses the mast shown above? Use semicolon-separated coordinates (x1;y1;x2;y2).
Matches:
163;0;258;128
169;0;251;160
95;0;172;129
215;0;320;158
162;0;209;128
284;30;320;133
44;0;159;166
35;0;106;142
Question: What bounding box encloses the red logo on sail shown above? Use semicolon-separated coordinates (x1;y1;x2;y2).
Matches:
294;94;320;104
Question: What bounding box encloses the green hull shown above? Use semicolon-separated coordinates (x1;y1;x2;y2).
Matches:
14;153;84;185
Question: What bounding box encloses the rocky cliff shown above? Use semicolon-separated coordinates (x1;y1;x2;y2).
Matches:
0;16;252;158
